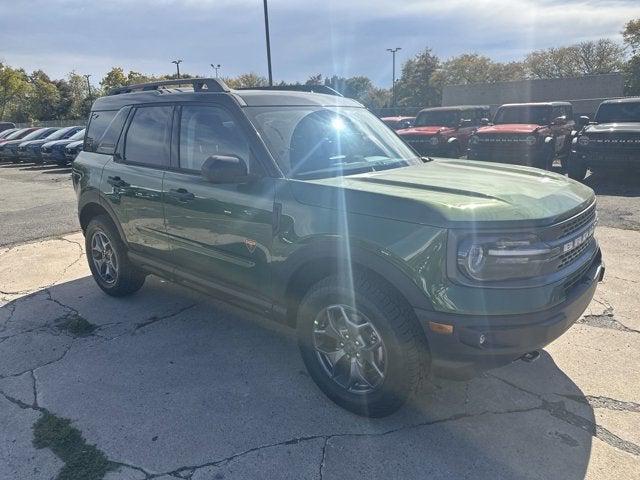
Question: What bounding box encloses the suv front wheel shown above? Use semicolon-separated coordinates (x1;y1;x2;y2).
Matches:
85;215;146;296
297;273;428;417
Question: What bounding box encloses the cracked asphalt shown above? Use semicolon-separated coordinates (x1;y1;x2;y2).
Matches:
0;164;639;479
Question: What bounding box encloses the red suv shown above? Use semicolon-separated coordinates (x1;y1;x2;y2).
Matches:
468;102;575;170
397;106;490;158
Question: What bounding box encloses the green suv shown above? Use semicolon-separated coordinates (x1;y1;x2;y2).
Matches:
73;78;604;417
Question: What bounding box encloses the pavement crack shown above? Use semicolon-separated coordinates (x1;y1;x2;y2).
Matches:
577;307;640;334
30;370;39;408
135;303;198;331
319;437;329;480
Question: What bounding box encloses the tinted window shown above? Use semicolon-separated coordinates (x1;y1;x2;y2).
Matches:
97;108;130;155
85;110;117;152
179;105;250;172
124;106;172;167
493;106;552;125
21;128;56;141
415;110;459;127
595;102;640;123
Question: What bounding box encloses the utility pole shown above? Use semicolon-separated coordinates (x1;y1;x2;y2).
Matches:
210;64;221;79
263;0;273;86
83;74;92;102
171;59;182;78
386;47;401;111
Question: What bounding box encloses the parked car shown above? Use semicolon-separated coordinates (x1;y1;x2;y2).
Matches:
42;128;86;165
19;126;84;164
380;116;414;130
64;140;84;163
0;121;16;133
0;127;40;160
568;97;640;180
7;127;58;163
467;102;575;170
397;106;490;158
0;128;19;140
73;78;603;417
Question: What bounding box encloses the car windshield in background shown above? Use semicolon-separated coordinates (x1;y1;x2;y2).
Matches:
20;129;50;141
68;129;86;141
493;106;552;125
415;110;459;127
43;127;77;141
595;103;640;123
245;106;421;179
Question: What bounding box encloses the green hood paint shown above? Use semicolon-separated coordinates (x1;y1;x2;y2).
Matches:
292;159;594;227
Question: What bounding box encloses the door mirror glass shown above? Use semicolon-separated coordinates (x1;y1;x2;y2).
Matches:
552;115;567;126
201;155;249;183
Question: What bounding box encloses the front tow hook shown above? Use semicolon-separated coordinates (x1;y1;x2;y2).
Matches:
520;351;540;363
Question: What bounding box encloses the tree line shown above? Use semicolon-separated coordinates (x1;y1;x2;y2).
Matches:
1;18;639;122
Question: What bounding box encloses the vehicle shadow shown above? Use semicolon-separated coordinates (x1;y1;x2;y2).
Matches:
584;170;640;197
0;276;594;478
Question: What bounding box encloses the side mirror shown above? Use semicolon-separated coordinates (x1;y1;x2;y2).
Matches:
201;155;250;184
480;118;490;126
459;119;472;128
577;115;590;127
552;115;567;126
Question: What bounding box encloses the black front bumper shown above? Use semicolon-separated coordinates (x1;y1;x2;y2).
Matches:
415;250;604;380
572;149;640;170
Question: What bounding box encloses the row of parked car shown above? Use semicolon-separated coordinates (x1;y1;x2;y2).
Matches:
0;124;85;165
381;97;640;180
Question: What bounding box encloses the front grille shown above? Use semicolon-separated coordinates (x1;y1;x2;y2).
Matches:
561;205;596;237
583;133;640;151
558;237;594;270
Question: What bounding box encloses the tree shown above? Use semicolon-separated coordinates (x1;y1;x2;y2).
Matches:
431;53;525;89
623;18;640;54
100;67;128;92
222;73;268;89
394;48;441;107
359;87;392;110
575;39;625;75
25;70;61;121
0;63;30;121
623;18;640;95
305;74;323;85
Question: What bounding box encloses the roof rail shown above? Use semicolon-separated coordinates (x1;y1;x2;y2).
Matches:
108;77;230;96
235;85;343;96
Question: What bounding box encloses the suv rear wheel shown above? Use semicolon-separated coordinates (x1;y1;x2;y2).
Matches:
85;215;146;296
297;272;428;417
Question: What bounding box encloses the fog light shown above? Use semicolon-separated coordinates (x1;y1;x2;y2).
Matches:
429;321;454;335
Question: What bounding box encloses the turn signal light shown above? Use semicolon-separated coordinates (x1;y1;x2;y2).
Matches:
428;321;454;335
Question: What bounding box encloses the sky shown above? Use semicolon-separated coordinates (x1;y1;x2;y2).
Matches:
0;0;638;88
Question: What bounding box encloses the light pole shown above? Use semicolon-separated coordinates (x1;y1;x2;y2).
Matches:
210;64;221;78
386;47;401;111
263;0;273;86
83;74;92;102
171;59;182;78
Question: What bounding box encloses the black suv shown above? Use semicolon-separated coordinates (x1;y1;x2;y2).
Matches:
73;78;602;417
568;97;640;180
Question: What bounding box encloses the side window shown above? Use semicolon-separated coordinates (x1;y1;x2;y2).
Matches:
565;105;573;120
85;110;117;152
552;106;563;119
124;106;173;168
179;105;251;173
96;107;130;155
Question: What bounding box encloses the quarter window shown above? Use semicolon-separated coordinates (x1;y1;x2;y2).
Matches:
179;105;250;172
124;106;173;167
85;110;117;152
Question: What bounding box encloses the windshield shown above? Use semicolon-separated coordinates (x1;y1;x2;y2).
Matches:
44;126;78;141
493;106;552;125
68;128;86;141
21;128;53;141
5;129;31;140
595;102;640;123
245;106;421;179
415;110;460;127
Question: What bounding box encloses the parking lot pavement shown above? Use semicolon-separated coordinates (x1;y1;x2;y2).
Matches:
0;162;78;247
0;226;638;479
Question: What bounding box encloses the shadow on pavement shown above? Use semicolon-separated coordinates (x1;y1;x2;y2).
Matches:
0;276;594;478
584;170;640;197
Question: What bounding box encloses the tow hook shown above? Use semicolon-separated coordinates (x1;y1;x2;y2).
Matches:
520;351;540;363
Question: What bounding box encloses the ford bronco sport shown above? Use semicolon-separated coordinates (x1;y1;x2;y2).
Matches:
73;78;604;417
568;97;640;180
398;105;490;158
468;102;575;170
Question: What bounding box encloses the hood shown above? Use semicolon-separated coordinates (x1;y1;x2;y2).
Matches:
476;124;542;135
44;139;75;148
583;122;640;134
67;140;83;148
290;160;594;227
398;125;454;136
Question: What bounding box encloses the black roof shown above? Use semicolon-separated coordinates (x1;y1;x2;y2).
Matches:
94;77;361;111
600;97;640;105
499;101;572;108
418;105;489;114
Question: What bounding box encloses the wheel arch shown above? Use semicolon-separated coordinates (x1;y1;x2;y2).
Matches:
78;200;126;241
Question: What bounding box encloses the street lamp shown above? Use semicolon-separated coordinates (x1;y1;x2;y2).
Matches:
171;59;182;78
210;64;221;79
83;74;92;102
263;0;273;86
386;47;401;110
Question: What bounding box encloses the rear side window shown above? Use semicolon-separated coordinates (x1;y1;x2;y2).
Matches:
96;107;130;155
123;106;172;168
85;110;117;152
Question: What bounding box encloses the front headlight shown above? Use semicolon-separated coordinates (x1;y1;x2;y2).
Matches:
577;136;590;147
457;233;551;282
429;136;439;146
525;135;537;146
470;135;480;145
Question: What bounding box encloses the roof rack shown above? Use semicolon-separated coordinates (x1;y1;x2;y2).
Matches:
108;78;230;96
236;85;343;96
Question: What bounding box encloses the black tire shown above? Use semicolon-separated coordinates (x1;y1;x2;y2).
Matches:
297;272;429;417
536;144;555;171
85;215;146;297
447;142;462;159
567;156;588;181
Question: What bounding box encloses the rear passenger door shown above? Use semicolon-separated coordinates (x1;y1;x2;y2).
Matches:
162;103;276;312
101;105;173;261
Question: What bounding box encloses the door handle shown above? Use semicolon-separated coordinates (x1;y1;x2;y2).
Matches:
107;176;129;188
168;188;195;202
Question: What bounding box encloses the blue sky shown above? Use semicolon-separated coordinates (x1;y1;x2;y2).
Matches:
0;0;638;87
